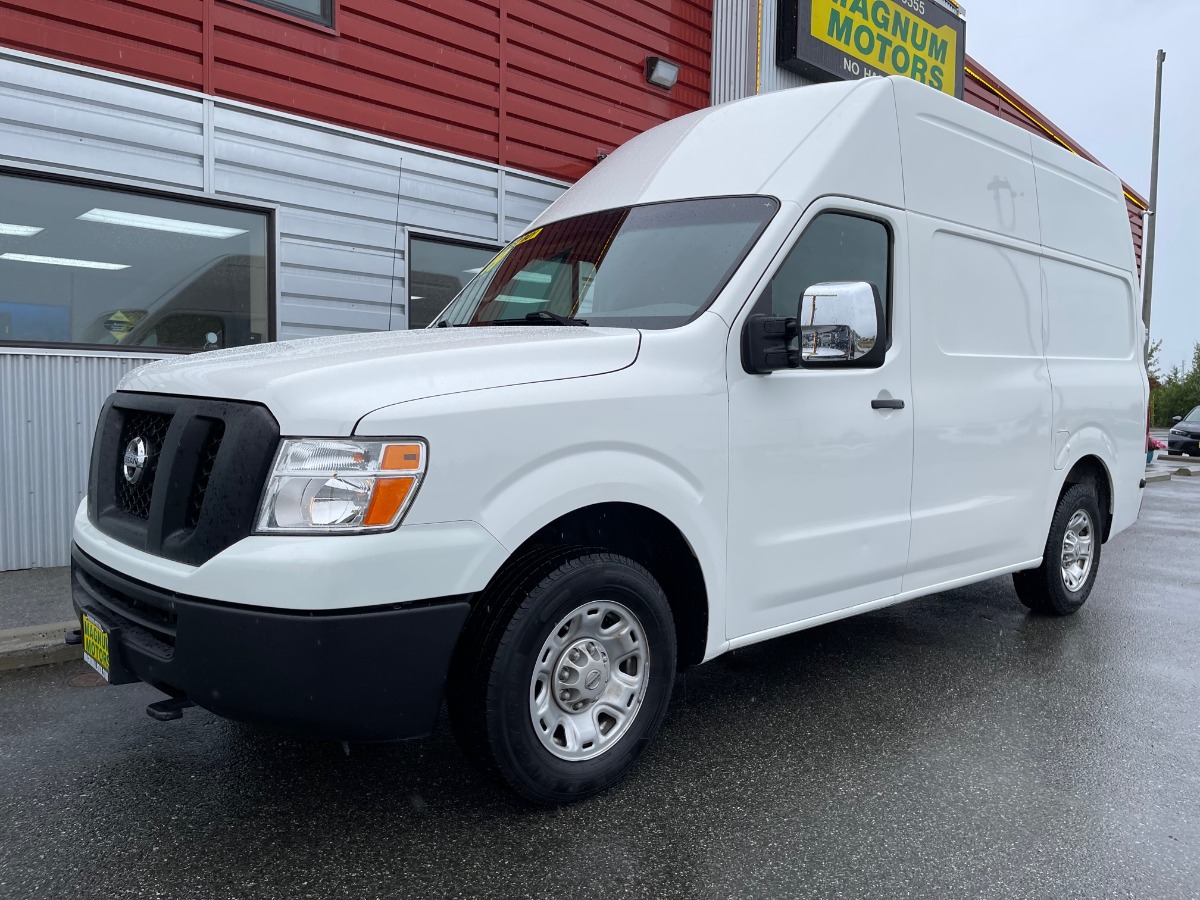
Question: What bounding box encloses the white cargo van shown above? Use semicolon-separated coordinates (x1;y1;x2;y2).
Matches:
71;76;1148;803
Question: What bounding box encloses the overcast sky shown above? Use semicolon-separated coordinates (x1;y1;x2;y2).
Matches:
964;0;1198;373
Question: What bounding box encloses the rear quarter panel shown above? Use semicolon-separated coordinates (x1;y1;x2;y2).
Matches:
1041;251;1147;538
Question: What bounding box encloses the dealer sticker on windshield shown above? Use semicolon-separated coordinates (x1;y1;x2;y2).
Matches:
81;611;111;682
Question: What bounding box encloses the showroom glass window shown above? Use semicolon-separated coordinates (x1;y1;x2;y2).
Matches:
0;173;270;352
408;236;499;329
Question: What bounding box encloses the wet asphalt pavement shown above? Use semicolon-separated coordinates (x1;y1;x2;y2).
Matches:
2;480;1198;900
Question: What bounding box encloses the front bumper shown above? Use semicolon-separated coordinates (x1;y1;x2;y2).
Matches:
72;546;469;741
1167;434;1200;456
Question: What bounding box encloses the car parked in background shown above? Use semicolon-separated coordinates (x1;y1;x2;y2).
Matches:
1168;407;1200;456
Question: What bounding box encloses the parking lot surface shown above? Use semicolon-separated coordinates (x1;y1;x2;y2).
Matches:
2;479;1198;899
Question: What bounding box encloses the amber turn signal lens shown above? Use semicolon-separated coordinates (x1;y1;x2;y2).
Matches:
363;476;415;527
381;443;423;471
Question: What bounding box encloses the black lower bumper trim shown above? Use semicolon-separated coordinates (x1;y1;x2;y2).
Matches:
1166;437;1199;456
71;546;470;741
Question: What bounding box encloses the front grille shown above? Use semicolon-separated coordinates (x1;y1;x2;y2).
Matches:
89;393;279;566
114;410;172;519
186;419;225;529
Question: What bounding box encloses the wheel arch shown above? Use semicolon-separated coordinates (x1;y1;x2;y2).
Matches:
1060;454;1114;542
472;502;710;668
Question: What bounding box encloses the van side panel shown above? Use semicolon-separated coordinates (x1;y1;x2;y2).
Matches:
891;76;1040;246
1041;253;1146;537
1032;139;1138;274
903;216;1053;593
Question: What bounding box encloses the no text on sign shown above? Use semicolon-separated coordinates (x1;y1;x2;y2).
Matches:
778;0;966;98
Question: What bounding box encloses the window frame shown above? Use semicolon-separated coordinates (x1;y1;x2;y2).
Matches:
0;165;277;355
237;0;335;29
750;207;895;352
406;231;502;330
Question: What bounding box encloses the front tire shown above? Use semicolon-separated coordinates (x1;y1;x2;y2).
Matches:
1013;483;1102;616
449;550;677;804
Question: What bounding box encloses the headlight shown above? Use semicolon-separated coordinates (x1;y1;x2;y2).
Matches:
1170;429;1186;436
256;438;427;534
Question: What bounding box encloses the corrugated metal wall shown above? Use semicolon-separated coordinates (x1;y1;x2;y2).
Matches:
711;0;812;104
0;49;565;569
0;0;714;184
710;0;755;104
0;352;164;570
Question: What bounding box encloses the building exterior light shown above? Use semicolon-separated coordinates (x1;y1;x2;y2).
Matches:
645;56;680;91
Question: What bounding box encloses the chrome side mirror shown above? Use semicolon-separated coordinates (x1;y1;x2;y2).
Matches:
796;281;885;369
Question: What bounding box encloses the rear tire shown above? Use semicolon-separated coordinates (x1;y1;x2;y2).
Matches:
1013;483;1102;616
448;550;676;804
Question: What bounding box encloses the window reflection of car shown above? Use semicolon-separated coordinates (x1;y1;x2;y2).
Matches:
83;253;264;351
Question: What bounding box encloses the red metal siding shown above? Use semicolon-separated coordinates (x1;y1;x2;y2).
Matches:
0;0;204;88
503;1;710;178
0;0;711;182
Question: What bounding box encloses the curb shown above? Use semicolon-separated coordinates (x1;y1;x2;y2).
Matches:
0;621;81;673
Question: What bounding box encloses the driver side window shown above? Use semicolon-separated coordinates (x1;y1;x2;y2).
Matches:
754;213;891;338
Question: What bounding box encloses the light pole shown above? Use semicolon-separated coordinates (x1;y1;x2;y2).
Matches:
1141;49;1166;345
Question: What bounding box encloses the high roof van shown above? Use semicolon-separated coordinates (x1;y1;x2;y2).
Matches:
71;76;1148;803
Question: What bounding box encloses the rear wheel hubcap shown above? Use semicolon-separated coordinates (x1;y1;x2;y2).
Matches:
1060;509;1095;592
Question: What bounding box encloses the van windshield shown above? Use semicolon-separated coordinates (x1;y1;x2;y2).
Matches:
434;196;778;330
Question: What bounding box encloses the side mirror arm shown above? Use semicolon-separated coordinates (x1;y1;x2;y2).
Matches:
742;314;799;374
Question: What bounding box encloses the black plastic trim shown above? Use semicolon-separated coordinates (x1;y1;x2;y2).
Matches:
90;392;280;566
71;546;470;741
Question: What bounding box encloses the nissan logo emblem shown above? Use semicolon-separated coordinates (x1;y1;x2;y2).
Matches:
122;437;153;485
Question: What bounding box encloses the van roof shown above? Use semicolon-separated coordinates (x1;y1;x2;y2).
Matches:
534;76;1135;274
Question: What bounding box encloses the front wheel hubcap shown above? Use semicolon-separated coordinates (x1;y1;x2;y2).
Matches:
1060;508;1095;592
529;600;649;761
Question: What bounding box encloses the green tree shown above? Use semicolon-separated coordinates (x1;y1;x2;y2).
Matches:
1153;342;1200;427
1146;338;1163;382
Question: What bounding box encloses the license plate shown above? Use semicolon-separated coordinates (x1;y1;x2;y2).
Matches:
81;611;112;682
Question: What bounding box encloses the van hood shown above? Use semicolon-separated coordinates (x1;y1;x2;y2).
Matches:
119;327;641;434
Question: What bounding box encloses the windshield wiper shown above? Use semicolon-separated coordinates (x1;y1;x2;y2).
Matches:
490;311;589;326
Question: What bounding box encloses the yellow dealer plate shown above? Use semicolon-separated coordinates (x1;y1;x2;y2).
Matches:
81;611;111;682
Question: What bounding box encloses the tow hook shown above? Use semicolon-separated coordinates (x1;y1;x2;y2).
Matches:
146;694;195;722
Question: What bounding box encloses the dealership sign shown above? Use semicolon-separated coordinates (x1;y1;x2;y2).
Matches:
779;0;966;98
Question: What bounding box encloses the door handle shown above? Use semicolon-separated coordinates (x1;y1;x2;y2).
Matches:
871;398;905;410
